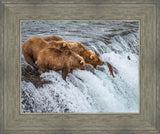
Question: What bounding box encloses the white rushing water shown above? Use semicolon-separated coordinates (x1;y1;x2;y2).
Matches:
21;21;139;113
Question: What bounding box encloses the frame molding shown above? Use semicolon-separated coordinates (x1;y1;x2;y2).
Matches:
1;0;159;133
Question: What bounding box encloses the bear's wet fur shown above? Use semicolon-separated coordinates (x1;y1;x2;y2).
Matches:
37;47;86;80
22;37;50;69
42;35;65;42
48;40;70;50
43;35;104;68
22;37;70;69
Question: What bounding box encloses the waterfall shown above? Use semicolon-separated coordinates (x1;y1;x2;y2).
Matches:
21;21;139;113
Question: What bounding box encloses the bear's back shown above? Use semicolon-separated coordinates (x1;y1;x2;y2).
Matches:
42;35;64;42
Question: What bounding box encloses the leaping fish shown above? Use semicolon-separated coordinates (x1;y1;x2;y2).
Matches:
106;62;115;78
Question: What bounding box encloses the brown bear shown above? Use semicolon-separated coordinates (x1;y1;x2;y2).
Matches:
22;37;69;69
22;37;50;69
67;42;103;68
37;47;86;80
42;35;104;68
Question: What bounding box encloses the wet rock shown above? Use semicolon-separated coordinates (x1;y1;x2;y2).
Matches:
120;31;131;36
105;40;111;45
106;33;117;38
55;94;59;98
22;65;52;88
127;56;131;60
85;64;94;73
64;108;69;112
97;66;105;72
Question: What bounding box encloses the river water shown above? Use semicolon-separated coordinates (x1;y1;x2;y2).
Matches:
21;21;139;113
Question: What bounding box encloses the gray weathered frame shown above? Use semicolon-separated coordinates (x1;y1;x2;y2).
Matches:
1;0;159;133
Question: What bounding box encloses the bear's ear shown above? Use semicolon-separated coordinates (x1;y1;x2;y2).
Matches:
80;60;85;65
89;50;93;53
63;43;66;47
90;55;94;60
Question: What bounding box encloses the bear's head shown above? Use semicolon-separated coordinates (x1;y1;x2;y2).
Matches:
49;41;70;50
84;50;103;69
68;51;86;70
74;55;86;70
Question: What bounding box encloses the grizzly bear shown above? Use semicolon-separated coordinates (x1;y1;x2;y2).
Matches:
22;37;50;69
37;47;86;80
22;37;69;69
67;42;103;68
43;35;104;68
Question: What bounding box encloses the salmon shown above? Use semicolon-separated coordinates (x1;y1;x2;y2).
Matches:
107;63;115;78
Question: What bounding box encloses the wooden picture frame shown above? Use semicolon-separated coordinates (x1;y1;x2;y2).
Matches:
1;0;159;133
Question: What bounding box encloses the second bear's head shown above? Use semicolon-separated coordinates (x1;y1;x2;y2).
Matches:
83;50;103;69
